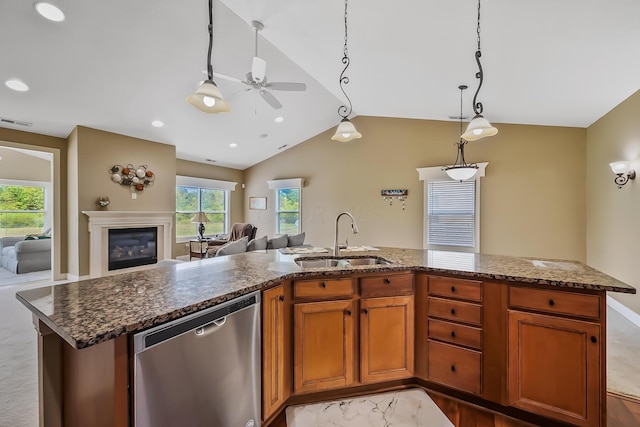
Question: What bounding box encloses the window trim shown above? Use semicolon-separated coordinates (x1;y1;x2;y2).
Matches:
267;178;304;235
0;178;52;235
417;163;488;253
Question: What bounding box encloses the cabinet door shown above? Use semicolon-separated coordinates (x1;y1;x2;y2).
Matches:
360;296;414;383
508;310;601;427
294;300;355;393
262;285;290;420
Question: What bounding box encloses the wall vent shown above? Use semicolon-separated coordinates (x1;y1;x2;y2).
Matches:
277;144;288;150
0;117;33;127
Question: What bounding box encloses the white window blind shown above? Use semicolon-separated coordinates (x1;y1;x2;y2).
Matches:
427;180;475;247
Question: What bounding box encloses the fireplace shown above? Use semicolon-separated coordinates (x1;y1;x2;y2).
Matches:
108;227;157;271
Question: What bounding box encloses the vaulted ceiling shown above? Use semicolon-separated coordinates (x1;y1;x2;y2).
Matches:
2;0;639;169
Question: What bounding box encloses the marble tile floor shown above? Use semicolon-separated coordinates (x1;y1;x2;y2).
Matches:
0;267;51;287
286;389;454;427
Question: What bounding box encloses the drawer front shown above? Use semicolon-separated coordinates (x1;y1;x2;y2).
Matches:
509;286;600;320
428;340;481;395
428;318;482;350
294;278;354;299
360;273;413;298
429;276;482;302
428;297;482;326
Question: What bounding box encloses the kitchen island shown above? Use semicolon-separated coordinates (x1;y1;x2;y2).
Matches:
16;248;636;427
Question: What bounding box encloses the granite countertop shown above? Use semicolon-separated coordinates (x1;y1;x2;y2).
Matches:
16;247;635;350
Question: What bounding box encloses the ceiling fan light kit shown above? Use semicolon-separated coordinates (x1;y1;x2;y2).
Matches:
186;0;229;114
331;0;362;142
461;0;498;141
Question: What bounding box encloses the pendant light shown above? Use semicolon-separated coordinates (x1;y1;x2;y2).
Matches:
331;0;362;142
444;85;479;181
186;0;230;113
461;0;497;141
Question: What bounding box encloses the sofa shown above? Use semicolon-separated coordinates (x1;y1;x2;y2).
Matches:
0;236;52;274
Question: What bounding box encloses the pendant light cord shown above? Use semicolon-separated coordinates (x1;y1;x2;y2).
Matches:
471;0;484;116
206;0;214;81
337;0;353;120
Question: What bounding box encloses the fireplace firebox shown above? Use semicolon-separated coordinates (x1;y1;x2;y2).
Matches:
108;227;157;271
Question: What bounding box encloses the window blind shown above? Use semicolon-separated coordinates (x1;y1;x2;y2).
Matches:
427;180;475;247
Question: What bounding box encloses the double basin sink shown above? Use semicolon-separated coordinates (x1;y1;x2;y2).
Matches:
294;256;391;268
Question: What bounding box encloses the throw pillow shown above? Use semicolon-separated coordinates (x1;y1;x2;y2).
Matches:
267;234;288;249
247;235;268;251
215;236;249;257
287;232;305;247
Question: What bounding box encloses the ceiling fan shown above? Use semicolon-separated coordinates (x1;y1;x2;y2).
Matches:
214;21;307;110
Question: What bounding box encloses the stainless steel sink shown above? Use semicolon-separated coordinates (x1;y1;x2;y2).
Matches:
294;256;391;268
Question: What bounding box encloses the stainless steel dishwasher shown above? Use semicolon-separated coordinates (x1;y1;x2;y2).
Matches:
133;292;261;427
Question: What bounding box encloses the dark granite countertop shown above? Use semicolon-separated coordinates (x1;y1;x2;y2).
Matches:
16;248;635;349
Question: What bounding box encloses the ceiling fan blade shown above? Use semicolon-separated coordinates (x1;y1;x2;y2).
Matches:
265;82;307;91
212;72;246;85
259;90;282;110
252;57;266;83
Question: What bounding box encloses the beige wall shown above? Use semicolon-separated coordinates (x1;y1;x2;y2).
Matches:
245;116;587;261
68;126;176;276
0;127;68;278
173;159;245;257
587;89;640;312
0;147;51;181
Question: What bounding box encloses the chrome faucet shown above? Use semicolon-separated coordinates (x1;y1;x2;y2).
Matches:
334;212;359;256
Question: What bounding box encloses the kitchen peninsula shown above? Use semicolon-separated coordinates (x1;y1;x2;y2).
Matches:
17;248;635;427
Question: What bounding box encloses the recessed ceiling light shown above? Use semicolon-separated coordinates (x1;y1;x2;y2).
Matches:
229;143;238;148
5;79;29;92
274;116;284;123
34;2;65;22
151;120;164;128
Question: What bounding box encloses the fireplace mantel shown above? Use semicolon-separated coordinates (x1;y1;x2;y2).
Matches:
82;211;174;278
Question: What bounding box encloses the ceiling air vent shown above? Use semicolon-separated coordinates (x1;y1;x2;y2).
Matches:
277;144;288;150
0;117;33;127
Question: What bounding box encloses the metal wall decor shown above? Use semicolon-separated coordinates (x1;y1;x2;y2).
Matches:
109;164;155;192
381;189;408;210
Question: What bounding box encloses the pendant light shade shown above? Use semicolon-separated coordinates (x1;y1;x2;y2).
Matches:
186;80;230;113
445;166;478;181
462;115;498;141
331;118;362;142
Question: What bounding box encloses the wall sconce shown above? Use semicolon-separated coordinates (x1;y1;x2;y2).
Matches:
609;161;636;189
381;189;408;210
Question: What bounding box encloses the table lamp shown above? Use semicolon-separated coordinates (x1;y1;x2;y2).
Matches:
191;211;210;240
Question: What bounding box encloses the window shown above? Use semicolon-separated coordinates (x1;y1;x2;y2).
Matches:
0;182;48;237
417;164;487;253
176;176;237;241
267;178;304;235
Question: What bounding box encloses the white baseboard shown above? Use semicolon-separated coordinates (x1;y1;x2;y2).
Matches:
64;273;90;283
607;295;640;328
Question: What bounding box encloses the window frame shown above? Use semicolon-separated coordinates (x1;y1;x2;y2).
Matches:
267;178;304;235
0;179;52;237
417;163;487;253
175;176;237;243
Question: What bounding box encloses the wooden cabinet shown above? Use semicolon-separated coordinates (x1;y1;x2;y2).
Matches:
507;286;604;427
360;295;414;383
426;275;483;395
293;299;355;393
262;285;291;421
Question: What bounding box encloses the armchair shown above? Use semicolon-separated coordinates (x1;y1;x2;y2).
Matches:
207;223;257;257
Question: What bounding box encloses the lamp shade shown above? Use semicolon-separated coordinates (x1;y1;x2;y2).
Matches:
191;211;210;223
609;161;629;175
331;118;362;142
186;80;230;113
461;115;498;141
444;166;479;181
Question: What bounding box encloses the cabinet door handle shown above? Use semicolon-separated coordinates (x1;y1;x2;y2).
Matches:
591;336;597;344
549;299;555;306
384;278;391;284
450;365;456;372
345;309;352;316
321;282;327;288
278;295;285;302
450;308;456;315
363;308;368;315
451;286;456;292
450;331;456;338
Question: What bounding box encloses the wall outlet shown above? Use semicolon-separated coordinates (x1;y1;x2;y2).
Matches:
131;193;137;200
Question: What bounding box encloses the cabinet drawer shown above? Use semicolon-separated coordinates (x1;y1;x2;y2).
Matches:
509;286;600;320
428;340;481;395
294;278;354;299
429;276;482;302
428;318;482;350
428;297;482;326
360;273;413;298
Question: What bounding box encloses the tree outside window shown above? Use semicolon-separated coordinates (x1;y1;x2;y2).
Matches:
0;185;46;237
176;186;227;239
276;188;300;234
